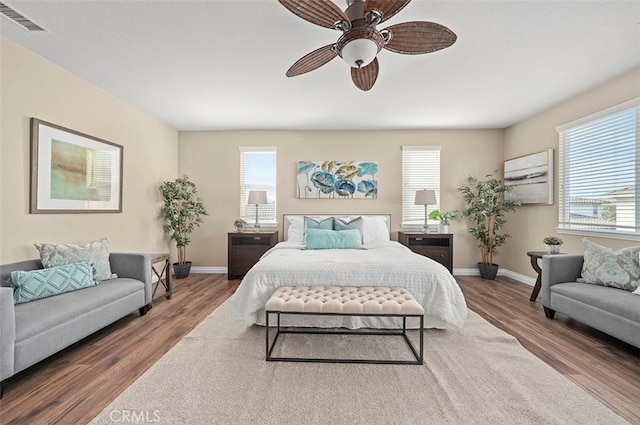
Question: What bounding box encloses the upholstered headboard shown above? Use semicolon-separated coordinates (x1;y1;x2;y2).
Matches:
282;214;391;241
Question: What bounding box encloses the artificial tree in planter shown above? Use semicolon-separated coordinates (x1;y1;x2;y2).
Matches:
160;175;208;279
458;173;519;280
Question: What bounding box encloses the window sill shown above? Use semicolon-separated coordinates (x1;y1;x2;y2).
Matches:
557;228;640;242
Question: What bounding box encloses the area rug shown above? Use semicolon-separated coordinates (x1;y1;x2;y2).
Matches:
90;305;625;425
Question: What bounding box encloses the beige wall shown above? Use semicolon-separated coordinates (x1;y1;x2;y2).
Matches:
179;130;504;268
502;67;640;278
0;37;178;263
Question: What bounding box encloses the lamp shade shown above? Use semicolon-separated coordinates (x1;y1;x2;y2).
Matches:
414;189;436;205
247;190;268;205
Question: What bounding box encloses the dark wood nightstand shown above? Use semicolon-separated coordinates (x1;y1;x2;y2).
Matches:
398;232;453;274
227;231;278;279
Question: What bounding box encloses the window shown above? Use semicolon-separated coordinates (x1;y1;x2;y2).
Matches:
557;98;639;239
239;147;277;226
401;146;441;226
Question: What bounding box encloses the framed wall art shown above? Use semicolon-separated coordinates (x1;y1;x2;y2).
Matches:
504;149;553;205
30;118;123;213
296;161;378;199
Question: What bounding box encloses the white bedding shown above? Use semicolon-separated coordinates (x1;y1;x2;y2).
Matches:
226;240;468;329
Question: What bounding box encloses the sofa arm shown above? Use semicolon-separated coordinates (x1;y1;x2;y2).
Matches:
0;287;15;381
109;253;152;305
542;254;584;307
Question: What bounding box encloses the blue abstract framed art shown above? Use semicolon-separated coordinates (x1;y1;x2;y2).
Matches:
296;161;378;199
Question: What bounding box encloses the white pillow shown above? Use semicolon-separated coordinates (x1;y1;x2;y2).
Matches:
362;216;390;243
286;216;304;243
633;286;640;296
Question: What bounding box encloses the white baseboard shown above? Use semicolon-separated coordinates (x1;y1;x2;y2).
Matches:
453;267;535;286
190;266;535;286
191;266;227;274
500;269;536;286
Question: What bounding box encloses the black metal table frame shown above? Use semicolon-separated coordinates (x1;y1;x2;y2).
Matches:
265;311;424;365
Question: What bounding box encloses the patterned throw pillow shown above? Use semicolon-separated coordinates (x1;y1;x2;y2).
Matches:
10;260;99;304
304;229;364;250
34;238;117;281
334;217;364;241
577;239;640;291
304;216;334;231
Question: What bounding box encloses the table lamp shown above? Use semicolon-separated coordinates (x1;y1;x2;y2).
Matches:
247;190;268;232
414;189;436;233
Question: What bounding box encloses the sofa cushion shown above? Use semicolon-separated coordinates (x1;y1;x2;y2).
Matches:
34;238;117;281
14;277;143;343
577;239;640;291
551;282;640;323
10;260;98;304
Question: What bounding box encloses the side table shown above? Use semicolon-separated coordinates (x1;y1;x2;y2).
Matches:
150;253;172;301
526;251;565;302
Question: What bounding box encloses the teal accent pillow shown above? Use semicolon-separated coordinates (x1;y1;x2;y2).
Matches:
334;217;363;241
577;239;640;291
10;260;99;304
304;229;365;250
304;216;334;231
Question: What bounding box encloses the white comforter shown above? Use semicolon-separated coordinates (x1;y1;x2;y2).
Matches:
225;241;467;329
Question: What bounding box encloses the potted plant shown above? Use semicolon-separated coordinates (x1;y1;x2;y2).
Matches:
160;175;208;279
428;209;459;233
233;218;248;232
458;173;520;280
543;236;563;254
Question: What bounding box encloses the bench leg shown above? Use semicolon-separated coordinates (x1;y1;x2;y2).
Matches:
265;311;270;359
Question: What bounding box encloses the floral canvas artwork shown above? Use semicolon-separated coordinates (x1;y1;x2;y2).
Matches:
297;161;378;199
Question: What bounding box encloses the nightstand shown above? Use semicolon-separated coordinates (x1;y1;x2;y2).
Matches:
398;232;453;274
227;231;279;279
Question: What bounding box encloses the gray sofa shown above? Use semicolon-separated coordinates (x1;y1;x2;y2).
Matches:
0;253;152;396
542;254;640;349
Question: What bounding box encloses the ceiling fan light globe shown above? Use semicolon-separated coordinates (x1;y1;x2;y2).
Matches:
341;38;378;68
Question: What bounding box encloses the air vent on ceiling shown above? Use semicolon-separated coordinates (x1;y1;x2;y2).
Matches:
0;2;47;32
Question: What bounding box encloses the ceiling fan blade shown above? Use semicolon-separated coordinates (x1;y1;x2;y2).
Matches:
278;0;349;30
383;21;457;55
365;0;411;23
351;57;379;91
287;45;338;77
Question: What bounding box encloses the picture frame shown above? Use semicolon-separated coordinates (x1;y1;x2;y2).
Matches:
504;149;553;205
296;160;378;199
30;118;123;213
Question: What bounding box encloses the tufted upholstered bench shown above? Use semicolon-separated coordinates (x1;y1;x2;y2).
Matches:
265;286;424;365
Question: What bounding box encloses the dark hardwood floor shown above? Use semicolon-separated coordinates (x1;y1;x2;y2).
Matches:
0;274;638;424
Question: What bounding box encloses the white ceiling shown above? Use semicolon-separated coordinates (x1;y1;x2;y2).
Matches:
1;0;639;131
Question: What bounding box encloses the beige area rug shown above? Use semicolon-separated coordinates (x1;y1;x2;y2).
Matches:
91;306;625;425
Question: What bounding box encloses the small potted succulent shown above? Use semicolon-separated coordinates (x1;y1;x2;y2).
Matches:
233;218;248;232
543;236;563;254
428;209;459;233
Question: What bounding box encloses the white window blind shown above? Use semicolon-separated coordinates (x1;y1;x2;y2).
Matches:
557;98;639;237
239;147;277;225
402;146;441;225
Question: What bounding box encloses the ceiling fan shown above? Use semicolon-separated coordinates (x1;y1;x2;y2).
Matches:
277;0;457;91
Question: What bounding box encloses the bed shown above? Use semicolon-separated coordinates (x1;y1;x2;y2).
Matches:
225;215;467;329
